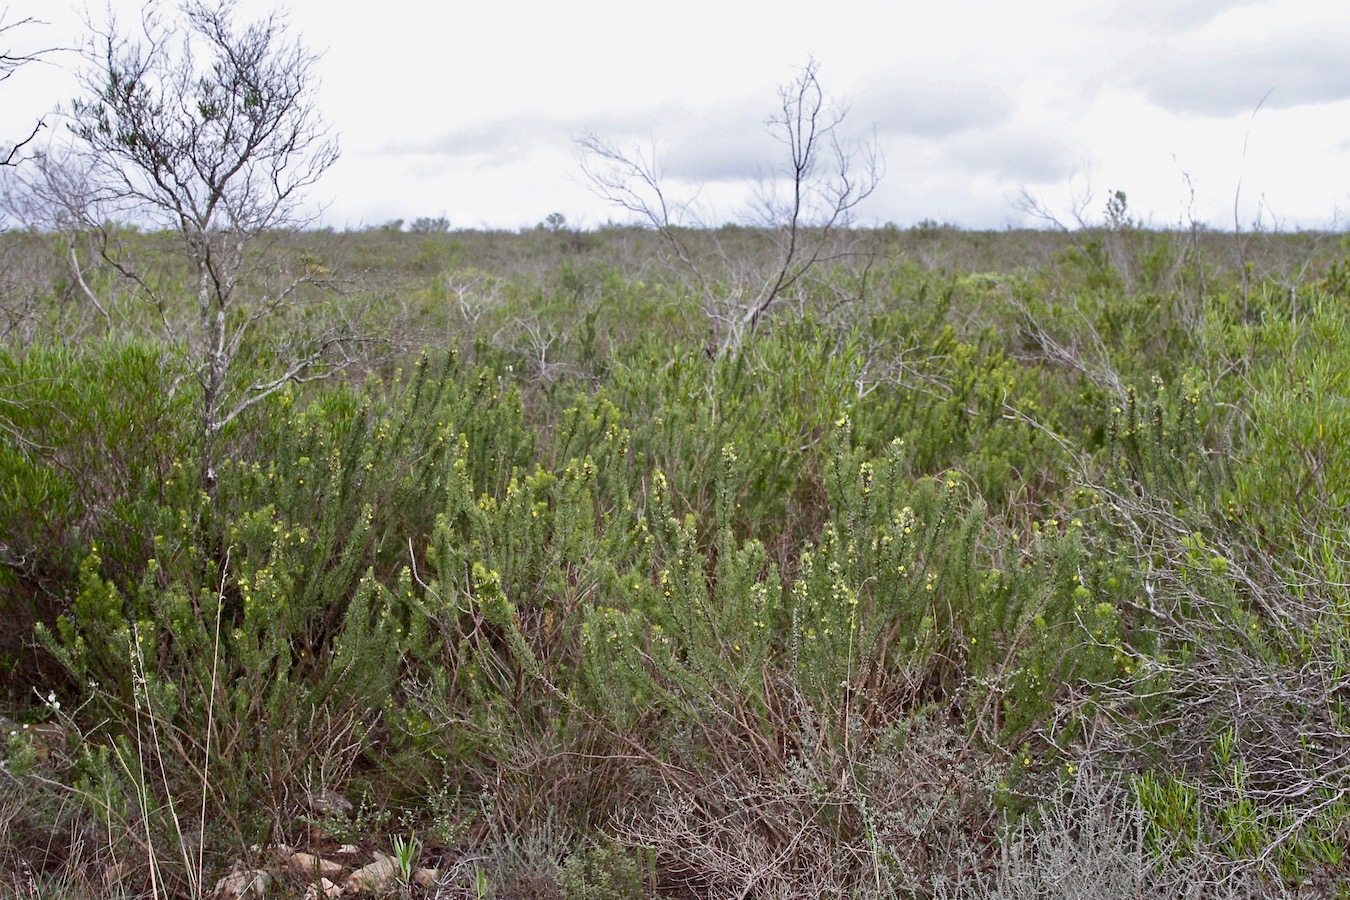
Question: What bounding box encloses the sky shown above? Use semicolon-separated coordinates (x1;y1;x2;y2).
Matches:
3;0;1349;232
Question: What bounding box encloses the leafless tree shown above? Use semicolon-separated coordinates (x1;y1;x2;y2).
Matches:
578;59;881;352
443;267;502;330
17;0;347;497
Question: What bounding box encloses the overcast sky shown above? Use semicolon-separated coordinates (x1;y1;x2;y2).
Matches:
4;0;1349;231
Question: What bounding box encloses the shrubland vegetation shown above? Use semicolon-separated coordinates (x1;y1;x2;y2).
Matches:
3;4;1350;898
3;213;1349;898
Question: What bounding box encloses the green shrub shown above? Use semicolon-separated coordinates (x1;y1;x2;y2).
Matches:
0;339;195;700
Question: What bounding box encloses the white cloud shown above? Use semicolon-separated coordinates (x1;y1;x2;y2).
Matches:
859;79;1015;139
4;0;1347;230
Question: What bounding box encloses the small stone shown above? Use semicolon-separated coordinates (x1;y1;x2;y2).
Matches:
344;854;398;894
284;850;345;879
303;788;354;817
412;867;440;888
213;864;271;899
302;877;343;900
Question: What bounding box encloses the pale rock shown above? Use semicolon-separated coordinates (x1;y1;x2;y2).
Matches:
213;863;271;899
343;853;398;894
412;867;440;888
285;850;346;879
302;877;343;900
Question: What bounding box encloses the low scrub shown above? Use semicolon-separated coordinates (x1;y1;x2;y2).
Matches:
2;228;1348;897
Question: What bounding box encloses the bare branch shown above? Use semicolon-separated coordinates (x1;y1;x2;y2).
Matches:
577;58;882;353
0;15;45;79
575;132;711;298
210;334;381;434
0;14;57;170
66;245;111;327
740;60;882;337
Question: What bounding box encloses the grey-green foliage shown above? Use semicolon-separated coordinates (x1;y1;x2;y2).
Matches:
931;770;1303;900
559;842;649;900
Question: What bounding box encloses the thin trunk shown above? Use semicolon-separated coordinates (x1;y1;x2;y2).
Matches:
198;254;225;509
